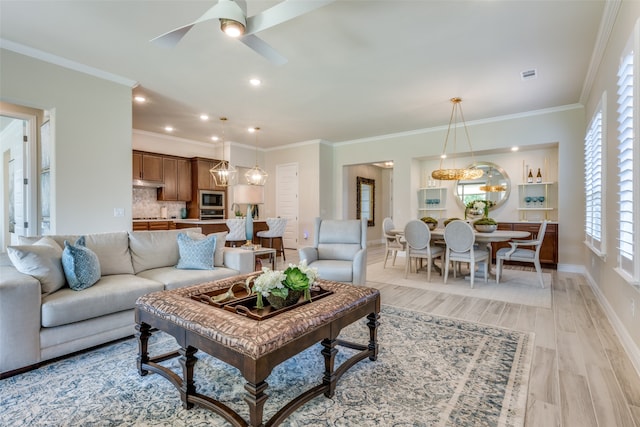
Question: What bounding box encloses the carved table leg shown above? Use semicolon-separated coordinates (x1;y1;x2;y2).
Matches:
135;322;151;376
367;312;380;361
179;346;198;409
244;381;269;427
321;337;338;398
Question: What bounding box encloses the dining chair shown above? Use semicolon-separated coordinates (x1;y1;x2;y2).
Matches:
496;221;548;288
383;217;406;268
403;220;444;282
225;218;246;247
256;217;288;261
443;220;489;288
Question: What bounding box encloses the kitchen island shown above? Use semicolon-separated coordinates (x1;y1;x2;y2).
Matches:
174;219;268;244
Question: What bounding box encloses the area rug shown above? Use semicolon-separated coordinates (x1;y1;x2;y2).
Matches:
368;261;552;309
0;306;533;427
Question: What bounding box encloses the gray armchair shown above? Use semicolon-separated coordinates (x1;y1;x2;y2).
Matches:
298;217;367;285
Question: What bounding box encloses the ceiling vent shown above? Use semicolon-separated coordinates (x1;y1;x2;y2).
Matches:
521;69;537;80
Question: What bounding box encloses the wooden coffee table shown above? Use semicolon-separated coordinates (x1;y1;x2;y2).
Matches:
135;275;380;427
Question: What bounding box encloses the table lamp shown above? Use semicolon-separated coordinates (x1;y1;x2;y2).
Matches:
233;184;265;246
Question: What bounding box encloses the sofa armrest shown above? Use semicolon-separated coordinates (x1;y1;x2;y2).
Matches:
298;247;319;264
0;265;42;374
223;248;256;275
352;248;367;285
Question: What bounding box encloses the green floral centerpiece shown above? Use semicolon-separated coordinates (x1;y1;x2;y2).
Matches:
249;260;319;310
473;217;498;232
420;216;438;230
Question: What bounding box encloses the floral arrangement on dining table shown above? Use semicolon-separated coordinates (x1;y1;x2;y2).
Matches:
248;260;319;309
465;200;495;219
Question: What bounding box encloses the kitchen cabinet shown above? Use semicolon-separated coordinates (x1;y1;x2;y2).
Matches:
157;157;191;201
132;221;175;231
490;222;558;267
132;151;163;182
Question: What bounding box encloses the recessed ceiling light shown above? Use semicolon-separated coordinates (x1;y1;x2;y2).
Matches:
211;136;220;141
511;146;519;152
133;96;146;103
200;114;209;121
248;127;257;133
249;78;261;86
164;126;174;132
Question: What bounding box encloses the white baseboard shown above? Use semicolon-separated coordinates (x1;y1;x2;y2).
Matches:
583;270;640;378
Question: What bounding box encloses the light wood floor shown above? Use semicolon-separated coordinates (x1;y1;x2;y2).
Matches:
278;245;640;427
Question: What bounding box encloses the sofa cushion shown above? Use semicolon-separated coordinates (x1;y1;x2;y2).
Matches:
128;228;201;274
7;237;66;295
136;266;239;291
41;274;164;327
62;237;102;291
17;232;134;276
187;230;227;267
176;232;217;270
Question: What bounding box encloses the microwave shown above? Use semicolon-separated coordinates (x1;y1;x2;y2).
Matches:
200;190;225;209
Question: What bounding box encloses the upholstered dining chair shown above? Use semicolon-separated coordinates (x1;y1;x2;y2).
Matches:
403;220;444;282
256;217;288;261
496;221;548;288
298;217;367;285
225;218;246;247
443;220;489;288
382;217;406;268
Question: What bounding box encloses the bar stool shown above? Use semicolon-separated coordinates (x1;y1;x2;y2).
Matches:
256;217;288;261
226;218;246;247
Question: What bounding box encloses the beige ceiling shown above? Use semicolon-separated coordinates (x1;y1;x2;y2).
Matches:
0;0;607;149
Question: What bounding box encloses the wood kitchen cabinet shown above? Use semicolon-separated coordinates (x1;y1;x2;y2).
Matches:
491;222;558;268
132;151;163;182
132;221;176;231
157;157;191;201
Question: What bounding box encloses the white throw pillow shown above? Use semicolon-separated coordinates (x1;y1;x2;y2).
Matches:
7;237;66;295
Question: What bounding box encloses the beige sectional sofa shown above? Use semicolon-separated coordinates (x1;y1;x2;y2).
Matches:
0;228;255;377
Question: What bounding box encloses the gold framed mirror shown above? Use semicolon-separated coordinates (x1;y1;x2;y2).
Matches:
357;176;375;227
453;162;511;210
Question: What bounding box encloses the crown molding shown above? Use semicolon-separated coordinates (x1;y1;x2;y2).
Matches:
1;39;138;88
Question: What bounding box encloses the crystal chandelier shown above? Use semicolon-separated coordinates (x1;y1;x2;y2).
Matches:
209;117;236;187
431;98;483;181
245;127;268;185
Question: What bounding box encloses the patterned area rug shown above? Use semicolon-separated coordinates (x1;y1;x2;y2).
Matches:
368;261;552;308
0;306;533;426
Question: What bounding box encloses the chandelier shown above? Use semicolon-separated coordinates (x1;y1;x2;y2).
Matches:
209;117;237;187
431;98;483;181
245;127;268;186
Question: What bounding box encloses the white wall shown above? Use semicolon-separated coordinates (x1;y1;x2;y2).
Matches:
582;2;640;363
1;49;133;234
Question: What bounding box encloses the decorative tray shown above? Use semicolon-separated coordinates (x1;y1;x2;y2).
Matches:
190;284;333;320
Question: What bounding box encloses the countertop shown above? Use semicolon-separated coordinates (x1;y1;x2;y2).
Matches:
133;218;265;224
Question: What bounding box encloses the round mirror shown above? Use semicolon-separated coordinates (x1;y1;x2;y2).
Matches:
454;162;511;210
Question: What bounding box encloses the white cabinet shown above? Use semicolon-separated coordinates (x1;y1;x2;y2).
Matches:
418;187;447;218
517;182;557;221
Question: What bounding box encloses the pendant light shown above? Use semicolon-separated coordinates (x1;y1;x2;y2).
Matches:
431;98;483;181
245;127;268;185
209;117;237;187
479;167;506;192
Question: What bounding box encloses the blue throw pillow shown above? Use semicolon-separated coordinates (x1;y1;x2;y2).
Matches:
176;232;217;270
62;236;101;291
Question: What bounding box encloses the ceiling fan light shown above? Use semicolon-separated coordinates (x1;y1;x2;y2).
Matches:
220;19;245;37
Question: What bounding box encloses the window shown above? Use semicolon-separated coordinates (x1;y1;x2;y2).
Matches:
617;40;639;283
585;98;605;255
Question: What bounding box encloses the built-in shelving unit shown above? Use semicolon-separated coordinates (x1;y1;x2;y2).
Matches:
517;182;557;221
418;187;447;218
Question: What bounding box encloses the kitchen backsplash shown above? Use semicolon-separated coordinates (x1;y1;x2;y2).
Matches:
132;187;185;218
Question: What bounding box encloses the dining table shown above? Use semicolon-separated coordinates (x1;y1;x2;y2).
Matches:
392;226;530;280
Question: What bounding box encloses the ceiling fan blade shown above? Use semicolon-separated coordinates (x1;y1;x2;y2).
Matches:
239;34;288;66
245;0;336;35
150;1;244;47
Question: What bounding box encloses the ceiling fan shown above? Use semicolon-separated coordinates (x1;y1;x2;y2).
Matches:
151;0;335;66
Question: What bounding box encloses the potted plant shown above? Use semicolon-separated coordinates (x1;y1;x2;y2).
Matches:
473;217;498;233
249;260;318;309
443;217;461;227
420;216;438;230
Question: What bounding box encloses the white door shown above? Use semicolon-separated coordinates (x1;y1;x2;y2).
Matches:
276;163;298;249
